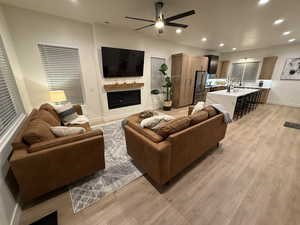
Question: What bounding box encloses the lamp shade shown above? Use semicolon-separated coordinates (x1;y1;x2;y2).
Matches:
49;90;67;103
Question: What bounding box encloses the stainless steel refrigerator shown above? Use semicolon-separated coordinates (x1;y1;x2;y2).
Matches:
193;71;208;104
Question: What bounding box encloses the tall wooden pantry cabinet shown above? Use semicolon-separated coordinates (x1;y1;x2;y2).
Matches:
171;53;208;108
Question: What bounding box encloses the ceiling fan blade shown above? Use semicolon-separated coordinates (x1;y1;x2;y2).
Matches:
125;16;155;23
165;22;188;28
165;10;196;22
135;24;155;31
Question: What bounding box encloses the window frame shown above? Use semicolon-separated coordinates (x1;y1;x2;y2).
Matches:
37;42;86;105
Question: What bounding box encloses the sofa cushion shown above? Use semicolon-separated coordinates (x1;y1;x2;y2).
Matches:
126;114;164;143
37;109;61;126
68;122;92;131
155;116;191;138
202;106;218;118
50;126;86;137
39;103;61;122
23;119;56;145
189;111;209;126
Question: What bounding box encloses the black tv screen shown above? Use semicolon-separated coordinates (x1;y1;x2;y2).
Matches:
102;47;144;77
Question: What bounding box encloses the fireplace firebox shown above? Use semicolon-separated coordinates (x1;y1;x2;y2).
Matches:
107;90;141;109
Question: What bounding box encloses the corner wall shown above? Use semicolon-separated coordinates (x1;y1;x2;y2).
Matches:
221;44;300;107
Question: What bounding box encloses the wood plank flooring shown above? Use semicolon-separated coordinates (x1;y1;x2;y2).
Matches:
20;104;300;225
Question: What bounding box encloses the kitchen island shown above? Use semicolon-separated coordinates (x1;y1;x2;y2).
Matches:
206;88;260;119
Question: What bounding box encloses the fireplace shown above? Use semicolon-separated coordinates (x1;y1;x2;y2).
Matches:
107;90;141;109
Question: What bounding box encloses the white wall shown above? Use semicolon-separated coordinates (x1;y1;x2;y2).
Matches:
2;5;209;121
221;44;300;107
94;24;208;120
0;5;29;225
3;5;102;121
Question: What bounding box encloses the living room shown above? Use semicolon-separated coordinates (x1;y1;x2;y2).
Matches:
0;0;300;225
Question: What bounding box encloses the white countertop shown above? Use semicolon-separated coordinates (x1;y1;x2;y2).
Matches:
207;88;259;97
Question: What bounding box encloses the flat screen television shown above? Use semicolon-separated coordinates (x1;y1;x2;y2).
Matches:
101;47;144;78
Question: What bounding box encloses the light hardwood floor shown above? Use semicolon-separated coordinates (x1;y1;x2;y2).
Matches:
20;104;300;225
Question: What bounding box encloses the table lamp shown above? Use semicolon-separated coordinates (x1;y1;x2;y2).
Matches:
49;90;67;105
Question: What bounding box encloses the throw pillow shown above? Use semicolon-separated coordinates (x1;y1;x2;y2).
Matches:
23;119;56;145
54;103;79;125
191;101;205;115
139;110;155;119
202;106;218;118
155;117;191;138
189;111;209;126
50;126;86;137
140;115;175;130
37;109;61;126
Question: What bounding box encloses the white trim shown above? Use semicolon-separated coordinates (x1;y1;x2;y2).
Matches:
0;114;25;154
10;202;21;225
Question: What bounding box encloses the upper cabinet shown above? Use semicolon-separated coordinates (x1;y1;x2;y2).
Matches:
205;55;219;74
259;56;278;80
217;60;230;78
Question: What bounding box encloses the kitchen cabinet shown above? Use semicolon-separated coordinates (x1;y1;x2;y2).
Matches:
217;60;230;78
171;53;208;107
259;89;270;104
259;56;278;80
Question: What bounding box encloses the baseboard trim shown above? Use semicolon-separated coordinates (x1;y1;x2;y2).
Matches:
10;202;21;225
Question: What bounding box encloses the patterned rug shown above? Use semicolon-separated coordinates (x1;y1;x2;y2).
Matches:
69;120;143;213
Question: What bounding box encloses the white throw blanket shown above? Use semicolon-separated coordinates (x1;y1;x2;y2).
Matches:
210;104;232;124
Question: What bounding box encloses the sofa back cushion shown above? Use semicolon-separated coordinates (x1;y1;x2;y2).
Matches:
189;111;209;126
155;117;191;138
202;106;218;118
39;103;61;122
126;114;164;143
37;109;61;126
23;119;56;145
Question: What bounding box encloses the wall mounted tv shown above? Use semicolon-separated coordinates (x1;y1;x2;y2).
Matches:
101;47;144;78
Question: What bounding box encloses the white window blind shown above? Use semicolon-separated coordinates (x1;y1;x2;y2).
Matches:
38;44;84;104
0;35;24;138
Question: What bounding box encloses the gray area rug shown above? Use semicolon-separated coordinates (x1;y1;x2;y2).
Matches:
69;120;143;213
284;121;300;130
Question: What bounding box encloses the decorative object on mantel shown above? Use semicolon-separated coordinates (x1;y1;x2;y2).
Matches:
159;63;172;111
281;58;300;80
103;82;144;91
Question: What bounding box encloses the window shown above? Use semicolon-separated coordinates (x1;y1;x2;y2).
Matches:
0;35;25;138
230;62;260;82
38;44;84;104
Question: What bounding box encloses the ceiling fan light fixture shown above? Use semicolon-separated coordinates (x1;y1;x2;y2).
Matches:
155;20;164;29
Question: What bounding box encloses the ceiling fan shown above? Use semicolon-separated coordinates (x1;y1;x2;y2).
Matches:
125;1;195;33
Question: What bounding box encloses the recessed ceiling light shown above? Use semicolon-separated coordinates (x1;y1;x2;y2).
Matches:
288;38;296;43
202;37;207;42
273;18;285;25
70;0;78;3
282;31;291;36
232;48;237;51
176;28;182;34
219;43;225;47
258;0;270;5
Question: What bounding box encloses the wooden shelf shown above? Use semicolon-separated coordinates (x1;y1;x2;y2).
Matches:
103;82;144;91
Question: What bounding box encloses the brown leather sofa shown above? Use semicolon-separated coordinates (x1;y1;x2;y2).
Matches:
9;104;105;202
124;106;227;185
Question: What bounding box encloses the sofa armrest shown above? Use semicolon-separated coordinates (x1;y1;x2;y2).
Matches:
188;106;194;116
124;125;171;184
28;129;103;153
73;104;83;115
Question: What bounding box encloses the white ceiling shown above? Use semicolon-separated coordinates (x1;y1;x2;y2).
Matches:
0;0;299;52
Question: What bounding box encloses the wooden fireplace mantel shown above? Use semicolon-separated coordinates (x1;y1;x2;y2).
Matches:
103;82;144;91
